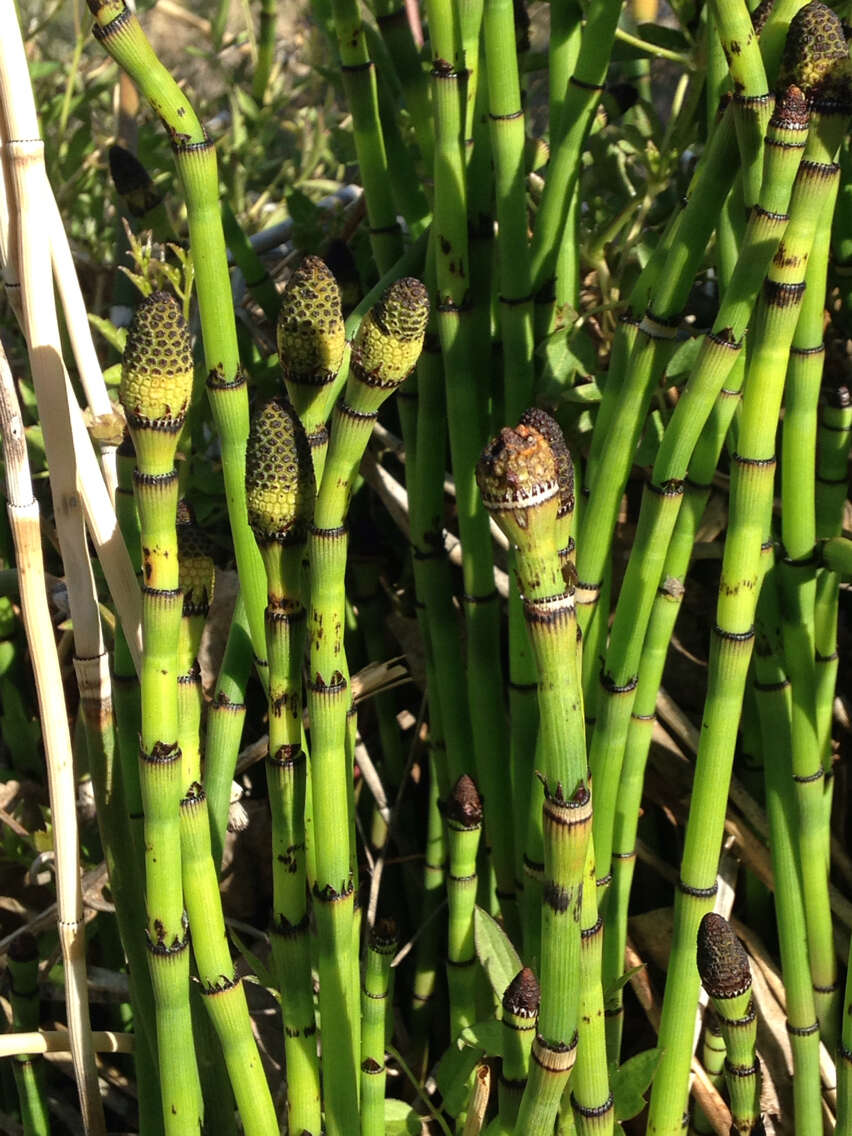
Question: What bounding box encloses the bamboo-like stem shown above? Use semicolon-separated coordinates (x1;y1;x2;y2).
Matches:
179;787;279;1134
425;0;517;927
589;86;808;899
7;935;50;1136
696;915;762;1134
691;1017;726;1136
647;16;852;1126
120;293;202;1132
246;395;321;1135
368;0;434;170
0;1030;136;1058
446;776;483;1039
307;278;428;1134
204;592;253;869
477;421;589;1135
813;385;852;802
753;556;823;1133
329;0;403;272
778;168;841;1047
253;0;277;103
360;919;397;1136
0;337;104;1134
87;0;268;670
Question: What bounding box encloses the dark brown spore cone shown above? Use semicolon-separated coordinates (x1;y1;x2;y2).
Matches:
778;1;852;107
369;917;399;952
477;425;557;507
696;913;752;1000
108;145;163;217
771;84;810;130
825;382;852;408
503;966;540;1018
446;774;483;828
519;407;575;517
7;931;38;964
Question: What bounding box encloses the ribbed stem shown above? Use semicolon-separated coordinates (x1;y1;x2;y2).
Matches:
330;0;403;271
7;936;50;1136
647;97;849;1135
180;789;278;1133
361;920;397;1136
446;775;483;1039
753;560;823;1134
88;0;268;667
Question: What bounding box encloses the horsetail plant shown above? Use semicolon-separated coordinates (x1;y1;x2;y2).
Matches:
88;0;269;669
306;276;428;1134
477;420;590;1134
246;394;321;1136
276;255;346;485
7;934;49;1136
119;290;201;1130
696;914;762;1136
361;919;398;1136
648;8;852;1127
446;774;484;1039
492;967;539;1135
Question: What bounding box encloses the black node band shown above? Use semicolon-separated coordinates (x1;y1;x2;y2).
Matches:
786;1020;819;1037
732;451;775;468
712;625;754;643
677;879;718;899
341;60;373;73
600;672;638;695
792;768;824;784
571;1093;614;1119
462;590;498;604
489;109;524;121
570;76;605;91
753;678;790;692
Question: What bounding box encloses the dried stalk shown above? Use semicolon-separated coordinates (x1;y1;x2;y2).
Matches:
0;335;105;1133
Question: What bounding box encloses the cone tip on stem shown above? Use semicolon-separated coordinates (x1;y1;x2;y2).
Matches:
246;395;316;544
177;515;216;615
518;407;574;518
696;913;752;999
373;277;430;342
277;256;346;386
120;290;193;437
369;917;399;952
446;774;483;827
7;931;38;963
778;2;852;108
503;966;540;1017
108;145;162;216
350;277;429;394
476;424;559;513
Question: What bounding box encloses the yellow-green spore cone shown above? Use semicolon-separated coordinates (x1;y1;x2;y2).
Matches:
277;256;346;435
778;1;852;105
246;396;315;598
346;276;429;414
177;509;216;665
120;291;193;474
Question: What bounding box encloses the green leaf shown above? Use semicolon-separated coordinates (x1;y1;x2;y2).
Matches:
384;1098;423;1134
88;315;127;354
537;329;588;390
459;1019;502;1057
612;1047;662;1121
604;962;646;1002
228;927;279;997
435;1042;483;1117
664;335;701;386
474;906;522;1002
